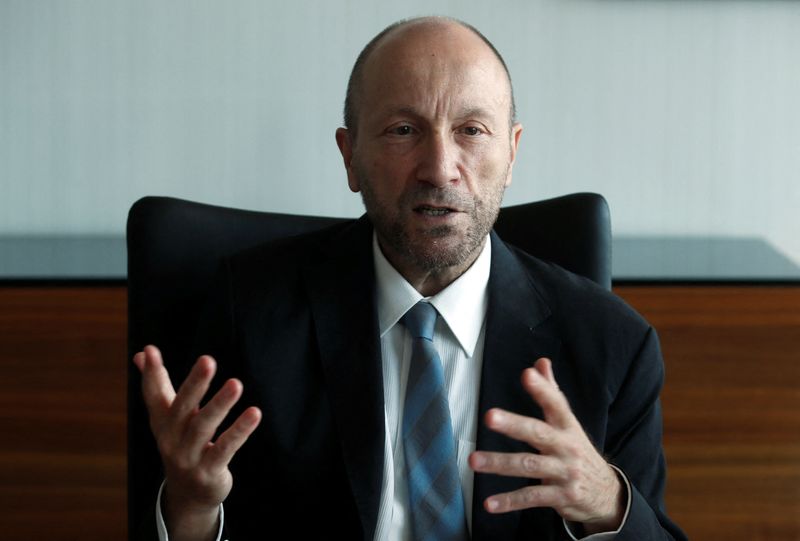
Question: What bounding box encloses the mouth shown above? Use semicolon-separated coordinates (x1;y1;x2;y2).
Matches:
413;204;459;217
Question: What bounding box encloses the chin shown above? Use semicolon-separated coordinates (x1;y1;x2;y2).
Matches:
407;232;479;272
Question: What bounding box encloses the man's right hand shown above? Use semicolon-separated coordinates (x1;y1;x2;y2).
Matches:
133;345;262;541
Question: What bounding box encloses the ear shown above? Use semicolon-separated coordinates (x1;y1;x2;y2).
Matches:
335;127;360;193
504;122;523;188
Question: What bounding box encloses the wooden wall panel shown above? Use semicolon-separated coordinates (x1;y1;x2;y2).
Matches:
616;286;800;541
0;287;127;540
1;284;798;540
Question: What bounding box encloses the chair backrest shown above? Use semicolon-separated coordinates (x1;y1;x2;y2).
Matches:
125;192;610;535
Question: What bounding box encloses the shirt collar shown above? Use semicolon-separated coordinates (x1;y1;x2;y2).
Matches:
373;232;491;357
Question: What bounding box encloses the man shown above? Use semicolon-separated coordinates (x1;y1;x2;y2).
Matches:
133;16;686;541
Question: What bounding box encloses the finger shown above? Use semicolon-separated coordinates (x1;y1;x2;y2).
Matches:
485;484;564;514
484;408;561;454
139;345;177;417
170;355;217;422
182;378;244;460
534;357;557;386
202;406;262;474
469;450;565;481
132;351;145;372
522;366;575;429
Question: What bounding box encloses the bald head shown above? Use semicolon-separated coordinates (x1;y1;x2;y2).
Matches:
343;17;516;137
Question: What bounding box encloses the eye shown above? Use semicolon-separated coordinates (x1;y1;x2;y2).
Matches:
387;124;415;136
461;126;483;136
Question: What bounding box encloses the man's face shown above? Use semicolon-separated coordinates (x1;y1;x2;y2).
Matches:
337;22;522;276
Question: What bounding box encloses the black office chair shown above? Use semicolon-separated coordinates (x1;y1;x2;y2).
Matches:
126;193;611;536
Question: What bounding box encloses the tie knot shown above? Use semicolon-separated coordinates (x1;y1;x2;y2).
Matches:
402;301;437;341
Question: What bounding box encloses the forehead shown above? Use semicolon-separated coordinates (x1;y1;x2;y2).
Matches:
357;22;511;123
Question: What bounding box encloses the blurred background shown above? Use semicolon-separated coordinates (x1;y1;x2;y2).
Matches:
1;0;799;264
1;2;799;540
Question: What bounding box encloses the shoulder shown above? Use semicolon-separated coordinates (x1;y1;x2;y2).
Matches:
205;216;373;323
230;218;363;271
502;239;645;329
220;216;370;288
497;239;660;385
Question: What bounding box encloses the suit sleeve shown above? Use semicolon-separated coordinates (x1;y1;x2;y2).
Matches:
604;326;687;541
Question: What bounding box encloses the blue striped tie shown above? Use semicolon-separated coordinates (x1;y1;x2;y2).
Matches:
402;301;469;541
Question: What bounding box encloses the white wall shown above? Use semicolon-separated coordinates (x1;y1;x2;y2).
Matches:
1;0;798;264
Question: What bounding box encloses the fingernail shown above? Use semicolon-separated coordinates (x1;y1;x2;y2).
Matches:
243;413;259;429
222;383;237;399
488;409;505;426
487;499;499;511
472;454;485;468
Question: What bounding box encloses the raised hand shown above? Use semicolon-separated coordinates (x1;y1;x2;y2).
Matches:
133;345;262;541
469;357;624;534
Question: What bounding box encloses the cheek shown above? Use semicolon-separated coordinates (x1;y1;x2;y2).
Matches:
366;156;415;190
355;159;407;203
464;148;511;190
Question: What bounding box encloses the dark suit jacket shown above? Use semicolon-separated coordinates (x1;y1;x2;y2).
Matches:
176;216;686;540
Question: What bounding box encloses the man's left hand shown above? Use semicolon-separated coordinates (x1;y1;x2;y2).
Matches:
469;357;624;534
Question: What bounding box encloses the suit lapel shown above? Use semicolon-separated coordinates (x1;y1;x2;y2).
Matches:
301;225;566;540
472;233;563;540
303;217;385;541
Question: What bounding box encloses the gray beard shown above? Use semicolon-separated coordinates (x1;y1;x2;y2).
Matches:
358;178;506;274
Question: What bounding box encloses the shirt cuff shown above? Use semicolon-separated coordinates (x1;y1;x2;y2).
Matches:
155;480;226;541
563;464;632;541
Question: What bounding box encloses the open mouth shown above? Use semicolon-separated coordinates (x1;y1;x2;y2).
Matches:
414;205;457;216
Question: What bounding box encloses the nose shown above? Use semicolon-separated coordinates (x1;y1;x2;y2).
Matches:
415;132;460;187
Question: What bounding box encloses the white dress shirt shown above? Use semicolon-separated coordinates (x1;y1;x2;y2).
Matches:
372;233;491;541
155;233;630;540
369;234;629;541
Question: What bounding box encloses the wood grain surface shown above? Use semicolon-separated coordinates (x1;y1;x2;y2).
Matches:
1;285;798;540
0;287;127;540
616;286;800;541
